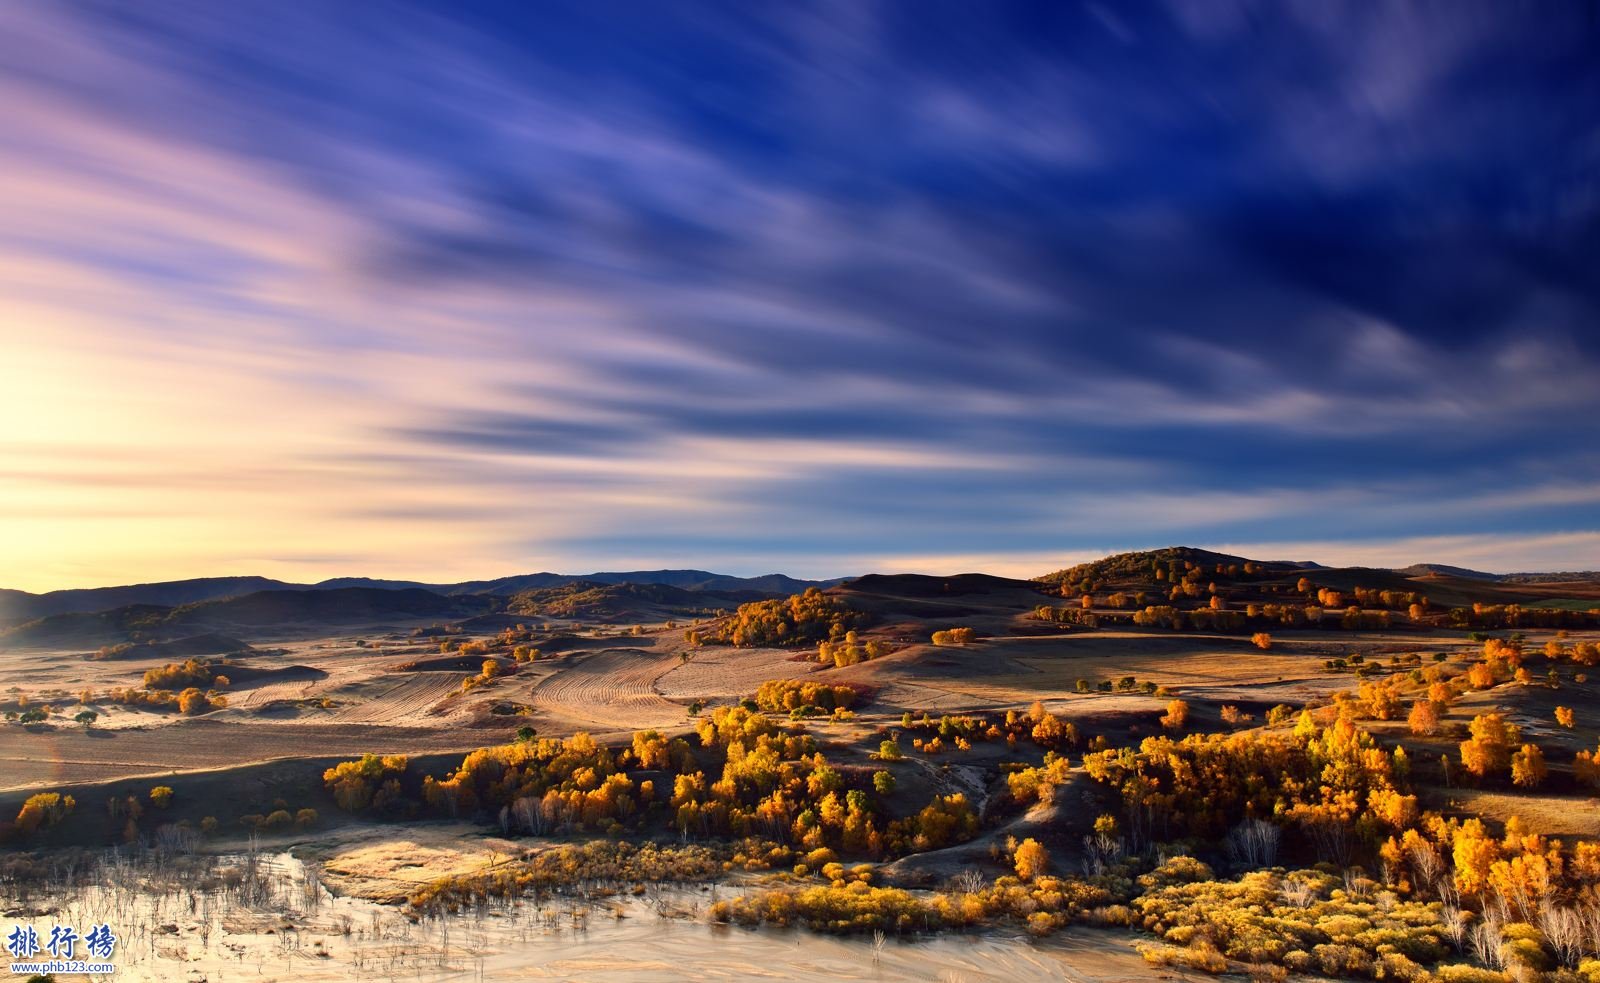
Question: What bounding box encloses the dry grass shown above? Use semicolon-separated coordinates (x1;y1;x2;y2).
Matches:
1439;788;1600;839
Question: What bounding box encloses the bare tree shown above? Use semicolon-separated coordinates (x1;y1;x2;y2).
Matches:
1580;903;1600;960
1279;877;1316;909
1226;819;1281;869
513;795;546;835
1080;831;1124;875
1408;840;1442;893
1537;902;1585;968
1438;897;1469;954
1469;918;1505;970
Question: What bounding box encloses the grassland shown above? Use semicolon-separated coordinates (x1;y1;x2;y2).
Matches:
4;550;1600;982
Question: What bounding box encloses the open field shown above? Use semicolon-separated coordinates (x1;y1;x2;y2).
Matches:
0;719;493;792
4;575;1592;794
5;551;1600;983
528;645;688;731
656;644;815;699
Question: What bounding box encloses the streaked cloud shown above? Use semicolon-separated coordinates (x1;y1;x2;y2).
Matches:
0;0;1596;591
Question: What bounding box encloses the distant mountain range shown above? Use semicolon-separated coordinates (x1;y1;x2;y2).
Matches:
0;569;846;622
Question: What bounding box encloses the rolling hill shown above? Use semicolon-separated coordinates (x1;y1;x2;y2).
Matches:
0;587;496;648
0;569;846;622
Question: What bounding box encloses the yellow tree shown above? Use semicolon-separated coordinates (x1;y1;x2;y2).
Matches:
1451;818;1501;898
1459;713;1519;780
1360;680;1400;720
1407;700;1441;737
1555;706;1574;728
1013;838;1049;881
1466;661;1498;690
1576;746;1600;789
1510;744;1546;789
1159;699;1188;732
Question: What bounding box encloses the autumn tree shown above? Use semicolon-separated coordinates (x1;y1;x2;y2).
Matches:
324;754;410;812
14;792;75;835
1555;706;1574;728
1407;700;1441;737
1466;661;1499;690
1359;680;1400;720
1510;743;1546;789
1459;712;1519;780
1576;745;1600;789
1159;699;1189;732
1251;632;1272;651
630;730;670;769
1013;837;1050;881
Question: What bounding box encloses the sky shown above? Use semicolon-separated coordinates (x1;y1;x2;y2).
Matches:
2;0;1599;592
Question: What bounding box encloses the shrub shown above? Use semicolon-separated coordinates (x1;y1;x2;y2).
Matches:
143;658;226;690
176;687;225;714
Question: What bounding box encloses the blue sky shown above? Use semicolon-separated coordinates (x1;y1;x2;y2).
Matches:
1;0;1598;590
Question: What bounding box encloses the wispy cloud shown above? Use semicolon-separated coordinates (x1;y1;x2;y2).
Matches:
0;0;1596;590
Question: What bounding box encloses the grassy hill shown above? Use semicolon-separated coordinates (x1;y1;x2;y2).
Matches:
504;581;761;620
1;569;842;622
1;588;495;648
